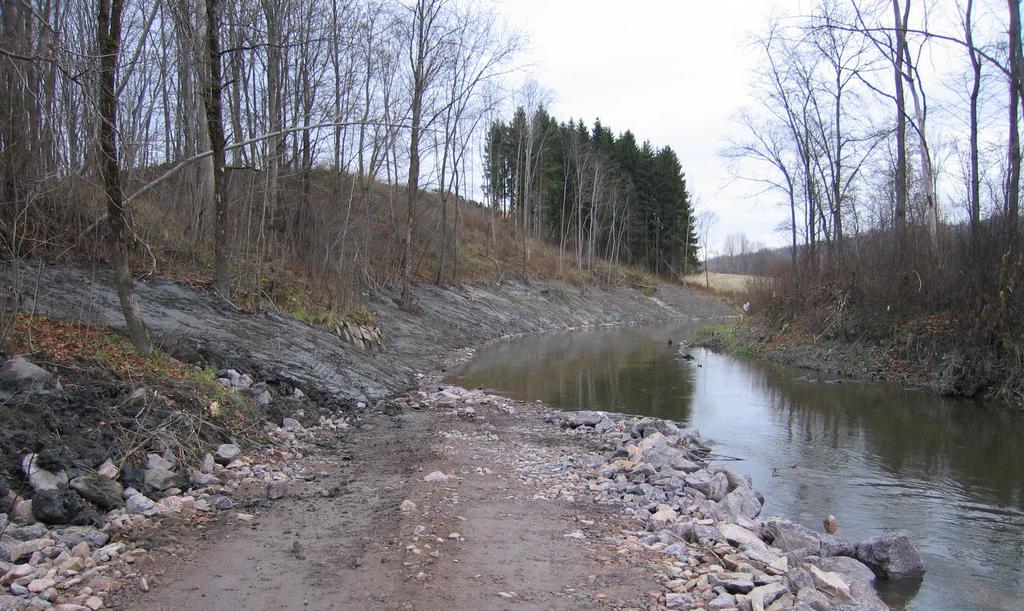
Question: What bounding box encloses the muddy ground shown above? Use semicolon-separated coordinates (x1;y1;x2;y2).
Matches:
111;388;665;611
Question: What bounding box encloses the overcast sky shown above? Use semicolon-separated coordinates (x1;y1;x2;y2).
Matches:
495;0;785;253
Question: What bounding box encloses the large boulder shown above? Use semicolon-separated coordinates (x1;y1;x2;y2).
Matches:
683;469;729;502
713;466;752;493
629;417;681;439
70;474;124;510
563;410;605;428
809;555;876;585
144;468;185;492
818;533;854;557
716;484;762;522
762;519;821;555
31;488;96;525
643;446;700;473
717;522;769;553
854;534;925;579
0;356;59;391
215;443;241;465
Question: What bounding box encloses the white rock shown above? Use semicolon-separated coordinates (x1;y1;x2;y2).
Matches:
423;471;449;482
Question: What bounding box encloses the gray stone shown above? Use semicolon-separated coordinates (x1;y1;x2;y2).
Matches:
48;526;108;549
719;522;769;553
5;523;47;541
811;555;876;585
10;583;29;596
717;484;763;521
818;533;854;557
684;469;729;502
31;489;69;523
21;454;68;492
708;571;755;594
144;468;185;491
254;390;272;406
762;519;821;555
215;444;241;464
785;567;815;594
0;536;51;562
707;590;738;610
266;480;289;500
211;496;234;510
854;534;925;580
70;475;123;510
805;564;852;599
0;356;58;391
564;410;604;428
714;466;752;492
282;417;303;430
125;494;155;515
665;592;692;609
677;522;725;544
145;453;175;471
747;582;788;611
794;587;830;607
643;446;700;473
847;580;889;610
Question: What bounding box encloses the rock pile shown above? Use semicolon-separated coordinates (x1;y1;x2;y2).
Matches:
0;361;327;610
420;385;925;611
547;409;925;610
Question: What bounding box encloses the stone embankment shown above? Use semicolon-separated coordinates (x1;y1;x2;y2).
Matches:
394;385;925;611
544;407;924;610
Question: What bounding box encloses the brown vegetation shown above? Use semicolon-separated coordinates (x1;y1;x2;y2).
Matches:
744;225;1024;405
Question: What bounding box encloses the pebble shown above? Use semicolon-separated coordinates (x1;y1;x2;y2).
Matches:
423;471;449;482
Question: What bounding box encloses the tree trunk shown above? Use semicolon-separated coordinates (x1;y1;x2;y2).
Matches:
892;0;909;232
967;0;982;234
1008;0;1022;233
98;0;152;354
202;0;230;298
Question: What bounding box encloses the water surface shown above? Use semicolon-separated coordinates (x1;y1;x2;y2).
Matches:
446;322;1024;611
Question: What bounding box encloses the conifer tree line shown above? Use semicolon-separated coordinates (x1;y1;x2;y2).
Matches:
484;109;700;279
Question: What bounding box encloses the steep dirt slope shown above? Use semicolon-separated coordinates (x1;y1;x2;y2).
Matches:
6;260;734;407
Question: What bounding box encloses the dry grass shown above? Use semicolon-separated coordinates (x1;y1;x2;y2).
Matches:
683;272;762;296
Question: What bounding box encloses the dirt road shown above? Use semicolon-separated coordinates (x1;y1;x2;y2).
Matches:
119;397;660;610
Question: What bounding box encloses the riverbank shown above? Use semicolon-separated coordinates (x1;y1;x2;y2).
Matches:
0;262;920;609
1;377;918;610
697;318;960;394
697;303;1024;411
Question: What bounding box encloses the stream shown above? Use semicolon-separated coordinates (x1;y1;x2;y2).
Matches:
445;321;1024;610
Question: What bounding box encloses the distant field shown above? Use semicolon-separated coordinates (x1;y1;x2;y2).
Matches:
683;272;762;295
